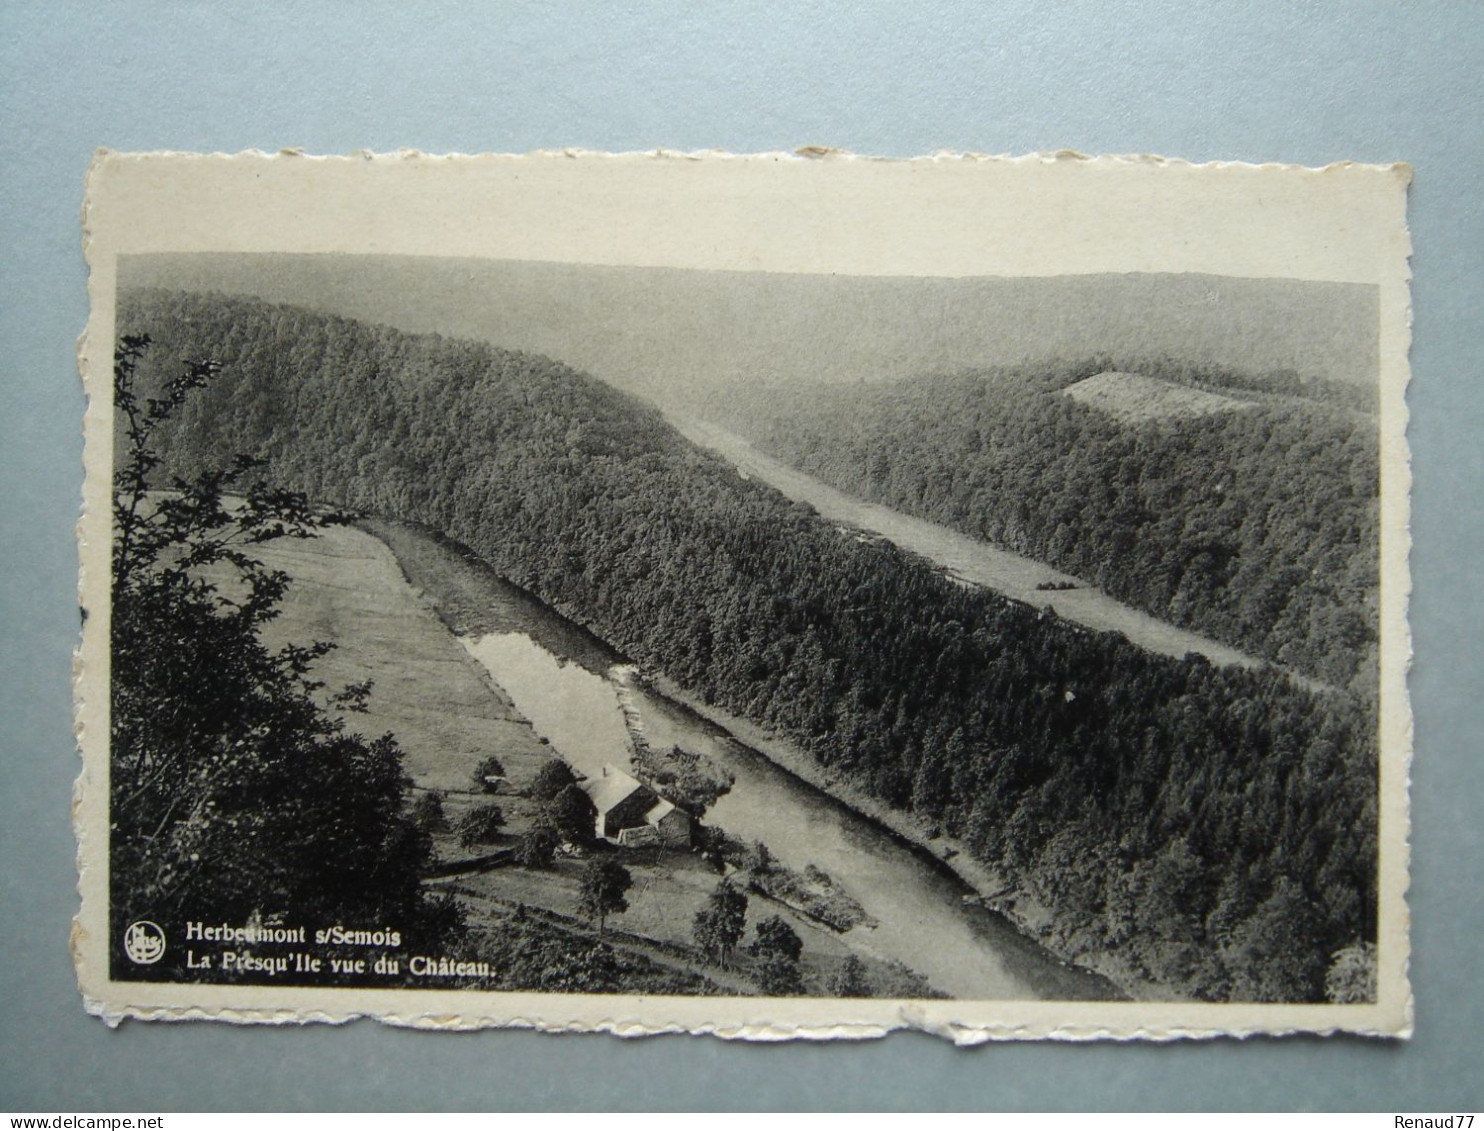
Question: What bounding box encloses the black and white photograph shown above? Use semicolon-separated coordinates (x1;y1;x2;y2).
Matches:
75;151;1412;1039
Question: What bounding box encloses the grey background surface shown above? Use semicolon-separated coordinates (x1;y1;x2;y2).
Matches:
2;0;1479;1112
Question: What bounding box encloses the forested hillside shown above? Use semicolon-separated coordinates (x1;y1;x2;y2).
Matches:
118;289;1377;1001
711;361;1378;691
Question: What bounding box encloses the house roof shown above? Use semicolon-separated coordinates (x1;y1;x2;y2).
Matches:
581;765;650;815
644;798;678;824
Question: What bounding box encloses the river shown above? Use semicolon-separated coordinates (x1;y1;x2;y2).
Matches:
670;414;1270;671
457;606;1118;1002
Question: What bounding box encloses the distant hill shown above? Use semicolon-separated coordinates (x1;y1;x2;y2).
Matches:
715;360;1379;690
120;253;1379;408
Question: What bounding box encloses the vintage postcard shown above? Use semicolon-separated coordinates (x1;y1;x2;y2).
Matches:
75;150;1412;1040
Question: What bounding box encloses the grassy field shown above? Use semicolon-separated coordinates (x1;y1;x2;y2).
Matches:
248;523;551;793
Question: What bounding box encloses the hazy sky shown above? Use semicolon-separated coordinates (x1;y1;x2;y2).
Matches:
121;253;1379;407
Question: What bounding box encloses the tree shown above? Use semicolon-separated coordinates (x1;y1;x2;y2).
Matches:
455;803;506;849
512;826;558;869
749;914;804;995
578;859;633;938
692;880;748;966
411;791;449;833
545;782;598;846
748;914;802;963
742;840;775;875
529;759;577;802
829;954;871;998
109;335;441;970
1220;877;1328;1002
756;953;805;995
471;754;507;793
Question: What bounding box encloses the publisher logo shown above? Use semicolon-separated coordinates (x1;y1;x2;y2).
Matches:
123;920;166;965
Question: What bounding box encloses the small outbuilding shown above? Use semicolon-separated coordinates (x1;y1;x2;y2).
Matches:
581;764;691;848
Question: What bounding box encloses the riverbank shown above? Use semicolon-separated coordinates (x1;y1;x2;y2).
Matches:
362;514;1132;1001
634;669;1170;1002
258;519;930;997
359;516;974;996
672;414;1336;698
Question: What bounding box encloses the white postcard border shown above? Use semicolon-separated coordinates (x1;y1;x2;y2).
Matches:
76;150;1413;1040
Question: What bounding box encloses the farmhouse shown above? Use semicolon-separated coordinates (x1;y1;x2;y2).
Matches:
580;764;691;848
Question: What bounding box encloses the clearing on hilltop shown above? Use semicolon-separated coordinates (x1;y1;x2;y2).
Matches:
1062;371;1253;424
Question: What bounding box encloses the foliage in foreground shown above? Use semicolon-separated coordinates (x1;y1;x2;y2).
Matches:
109;335;452;975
